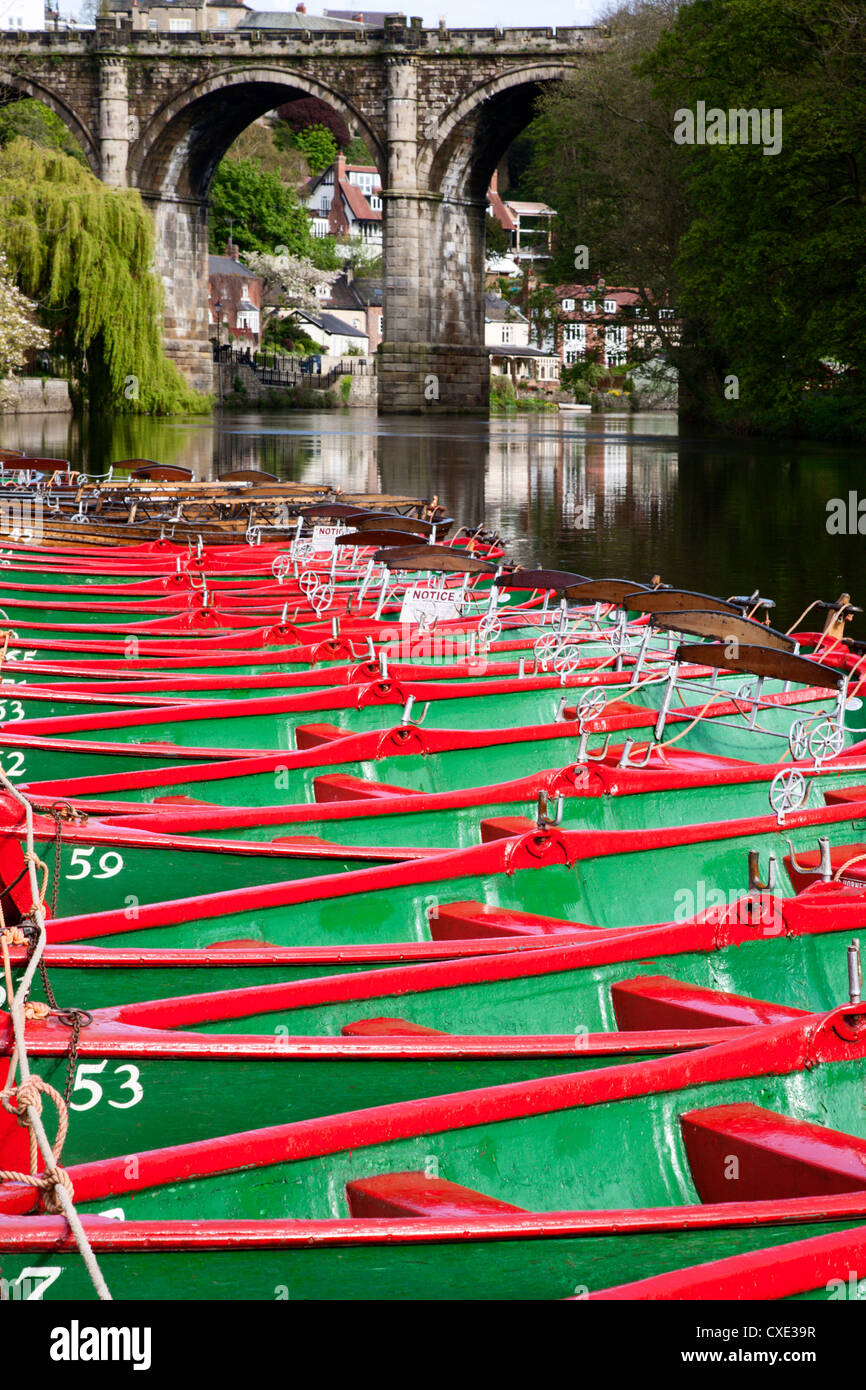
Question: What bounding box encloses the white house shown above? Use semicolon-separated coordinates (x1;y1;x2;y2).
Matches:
303;153;383;247
1;0;44;30
292;309;370;358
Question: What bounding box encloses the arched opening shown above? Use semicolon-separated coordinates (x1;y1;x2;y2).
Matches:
0;75;99;172
131;70;385;394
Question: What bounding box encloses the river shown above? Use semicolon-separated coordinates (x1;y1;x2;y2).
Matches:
3;407;863;629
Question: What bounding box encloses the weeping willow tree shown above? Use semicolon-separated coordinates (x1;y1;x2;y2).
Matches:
0;138;209;414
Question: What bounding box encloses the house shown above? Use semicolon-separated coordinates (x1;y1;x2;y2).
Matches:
319;271;383;350
486;172;555;265
290;309;370;358
104;0;250;31
484;293;559;388
208;245;262;347
551;283;679;369
304;152;382;247
1;0;44;30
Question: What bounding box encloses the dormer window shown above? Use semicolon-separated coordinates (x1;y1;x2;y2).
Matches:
561;298;575;312
582;299;594;313
604;298;617;313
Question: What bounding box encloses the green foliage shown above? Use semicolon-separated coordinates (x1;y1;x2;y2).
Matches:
289;124;338;176
485;214;511;257
339;374;352;403
0;138;206;415
209;157;313;258
644;0;866;437
309;235;341;271
0;99;87;165
345;136;374;164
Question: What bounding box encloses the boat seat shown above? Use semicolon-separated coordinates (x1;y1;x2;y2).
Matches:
480;816;535;842
682;1103;866;1202
784;842;866;892
295;723;353;749
429;899;590;940
152;795;215;806
823;785;866;807
611;975;807;1031
346;1170;526;1218
340;1017;447;1036
561;698;658;727
313;773;419;802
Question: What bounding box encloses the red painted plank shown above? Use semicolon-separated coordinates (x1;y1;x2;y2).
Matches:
345;1171;527;1218
340;1018;448;1036
313;774;419;802
785;842;866;891
295;724;353;749
682;1102;866;1202
429;899;592;940
611;976;807;1032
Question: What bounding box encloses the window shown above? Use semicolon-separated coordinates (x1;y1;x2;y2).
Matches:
563;323;585;344
148;17;158;28
582;299;594;313
659;308;674;319
501;324;513;344
369;194;382;212
604;298;617;313
319;197;330;215
604;324;627;366
217;10;229;25
169;18;192;31
561;298;575;312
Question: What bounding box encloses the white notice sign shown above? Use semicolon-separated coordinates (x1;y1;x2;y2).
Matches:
310;525;342;552
399;582;467;625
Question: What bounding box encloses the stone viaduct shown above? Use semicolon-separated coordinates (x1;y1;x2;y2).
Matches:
0;16;604;411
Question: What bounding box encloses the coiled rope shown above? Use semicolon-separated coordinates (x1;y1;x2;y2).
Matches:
0;768;112;1300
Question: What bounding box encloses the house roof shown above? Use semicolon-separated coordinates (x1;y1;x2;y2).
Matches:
484;292;528;323
352;277;382;305
339;178;381;223
238;11;369;28
324;273;364;310
208;254;257;279
503;200;556;217
296;309;368;339
487;345;559;358
487;187;516;233
556;285;642;308
324;8;392;21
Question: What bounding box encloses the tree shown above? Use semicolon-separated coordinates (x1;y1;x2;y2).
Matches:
0;249;48;377
485;213;511;258
276;98;350;149
644;0;866;437
289;124;338;176
245;251;338;332
0;97;87;165
345;136;374;164
0;138;205;414
209;157;313;258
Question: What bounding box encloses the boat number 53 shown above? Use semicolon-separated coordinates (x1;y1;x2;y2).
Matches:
69;1061;143;1111
65;848;124;879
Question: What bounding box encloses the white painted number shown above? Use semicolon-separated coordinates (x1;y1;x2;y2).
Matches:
1;750;25;778
0;702;24;721
65;847;124;880
13;1266;63;1300
69;1060;143;1112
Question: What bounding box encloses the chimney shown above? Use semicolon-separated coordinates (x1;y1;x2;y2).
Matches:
335;150;347;181
296;3;306;11
226;239;240;262
489;169;498;194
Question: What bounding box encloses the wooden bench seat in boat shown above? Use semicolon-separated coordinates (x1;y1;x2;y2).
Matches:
346;1171;526;1218
428;899;591;940
611;976;807;1031
681;1103;866;1202
784;842;866;891
823;785;866;807
313;773;419;801
295;723;355;749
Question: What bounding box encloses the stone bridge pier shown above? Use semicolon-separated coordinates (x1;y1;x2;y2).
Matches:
0;17;603;411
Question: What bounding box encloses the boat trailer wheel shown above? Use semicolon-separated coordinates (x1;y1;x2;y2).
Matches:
769;768;808;819
808;719;845;762
788;719;810;761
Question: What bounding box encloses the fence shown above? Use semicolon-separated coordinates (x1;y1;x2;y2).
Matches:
213;345;375;391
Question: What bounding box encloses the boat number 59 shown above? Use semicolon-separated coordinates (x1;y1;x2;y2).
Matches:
65;848;124;880
69;1061;143;1111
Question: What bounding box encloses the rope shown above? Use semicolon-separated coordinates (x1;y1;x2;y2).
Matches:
0;770;112;1300
785;599;822;637
832;851;866;884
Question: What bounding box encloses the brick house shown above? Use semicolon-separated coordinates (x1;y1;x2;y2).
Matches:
319;270;383;350
304;152;383;247
552;284;677;369
486;172;555;265
208;244;263;348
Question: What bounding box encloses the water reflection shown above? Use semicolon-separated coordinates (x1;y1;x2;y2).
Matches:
4;407;864;628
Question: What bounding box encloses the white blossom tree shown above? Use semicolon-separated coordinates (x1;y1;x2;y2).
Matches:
0;250;49;378
245;250;338;335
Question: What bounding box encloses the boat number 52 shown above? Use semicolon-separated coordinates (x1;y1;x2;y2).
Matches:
65;848;124;880
69;1061;143;1111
